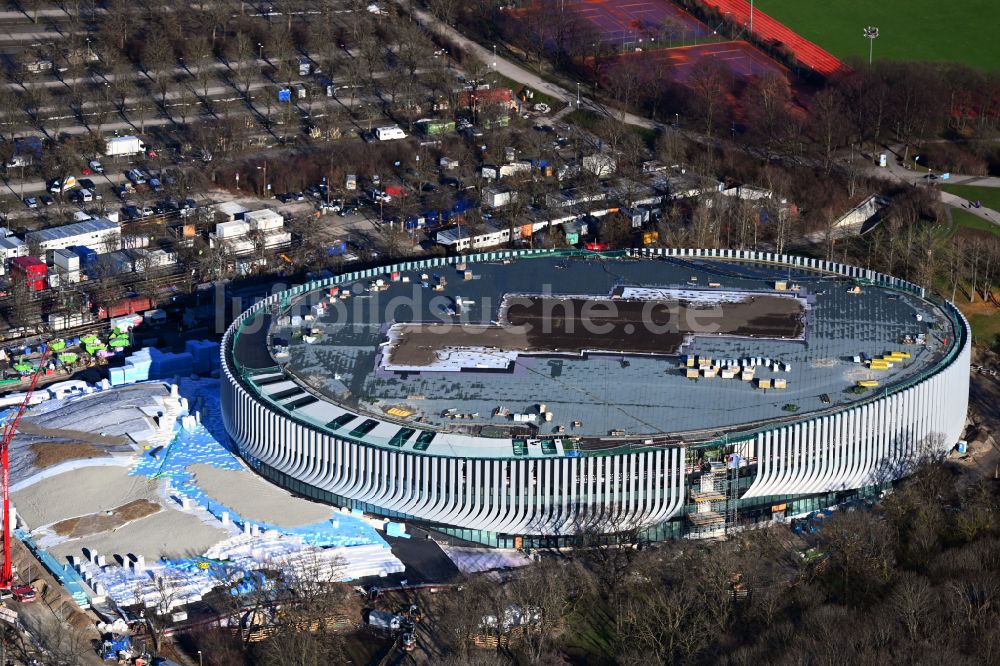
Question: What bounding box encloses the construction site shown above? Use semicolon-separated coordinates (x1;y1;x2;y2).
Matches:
0;363;413;662
0;248;974;663
221;249;969;550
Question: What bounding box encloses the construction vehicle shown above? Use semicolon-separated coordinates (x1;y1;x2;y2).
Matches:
11;583;35;602
0;345;49;591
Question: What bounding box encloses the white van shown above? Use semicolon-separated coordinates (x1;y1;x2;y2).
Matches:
375;126;406;141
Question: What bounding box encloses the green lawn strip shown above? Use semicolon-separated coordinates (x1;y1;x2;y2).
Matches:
753;0;1000;71
941;185;1000;211
969;310;1000;348
947;208;1000;240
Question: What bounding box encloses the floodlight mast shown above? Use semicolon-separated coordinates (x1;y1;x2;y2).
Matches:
864;26;880;66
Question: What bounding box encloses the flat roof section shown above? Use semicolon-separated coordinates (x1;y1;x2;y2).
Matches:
250;255;955;443
384;289;804;370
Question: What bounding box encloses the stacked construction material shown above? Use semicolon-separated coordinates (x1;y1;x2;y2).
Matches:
148;348;194;378
184;340;220;375
109;348;152;386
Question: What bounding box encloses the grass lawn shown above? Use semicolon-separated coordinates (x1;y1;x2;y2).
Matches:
753;0;1000;71
964;300;1000;348
941;185;1000;211
948;209;1000;240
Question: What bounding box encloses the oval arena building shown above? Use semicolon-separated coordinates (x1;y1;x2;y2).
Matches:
221;249;970;546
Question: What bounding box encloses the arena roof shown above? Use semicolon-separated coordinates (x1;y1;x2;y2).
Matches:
230;253;958;456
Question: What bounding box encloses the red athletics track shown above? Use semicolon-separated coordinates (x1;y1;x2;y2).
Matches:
696;0;846;77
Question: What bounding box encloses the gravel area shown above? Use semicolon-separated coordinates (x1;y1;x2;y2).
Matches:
187;463;338;528
12;465;161;529
47;509;230;562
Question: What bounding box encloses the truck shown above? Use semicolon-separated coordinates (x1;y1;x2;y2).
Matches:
104;136;146;158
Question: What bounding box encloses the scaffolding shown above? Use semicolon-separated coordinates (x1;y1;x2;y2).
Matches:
686;444;746;539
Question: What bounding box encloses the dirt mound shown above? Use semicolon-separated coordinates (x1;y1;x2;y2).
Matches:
30;442;107;469
51;499;162;538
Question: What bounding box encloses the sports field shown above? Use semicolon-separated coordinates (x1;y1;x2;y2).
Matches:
753;0;1000;71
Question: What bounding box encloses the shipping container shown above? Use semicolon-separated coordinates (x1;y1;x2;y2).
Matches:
98;295;153;319
68;245;98;268
11;256;46;291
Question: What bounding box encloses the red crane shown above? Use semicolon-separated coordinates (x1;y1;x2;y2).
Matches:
0;345;48;589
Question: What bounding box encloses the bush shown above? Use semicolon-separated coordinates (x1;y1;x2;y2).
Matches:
917;143;988;175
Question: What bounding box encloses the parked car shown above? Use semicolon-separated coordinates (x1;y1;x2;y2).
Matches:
40;195;54;206
24;197;38;208
89;159;104;174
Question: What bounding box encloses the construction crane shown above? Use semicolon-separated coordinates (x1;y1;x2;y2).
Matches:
0;344;48;589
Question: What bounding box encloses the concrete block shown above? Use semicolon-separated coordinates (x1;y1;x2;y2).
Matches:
221;512;230;526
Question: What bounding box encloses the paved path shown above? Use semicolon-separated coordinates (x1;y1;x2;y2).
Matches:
877;146;1000;231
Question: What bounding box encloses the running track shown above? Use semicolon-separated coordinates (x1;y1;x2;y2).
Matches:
697;0;846;76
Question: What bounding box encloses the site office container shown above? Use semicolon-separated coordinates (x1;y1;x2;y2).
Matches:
68;245;98;268
11;255;46;291
98;295;153;319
